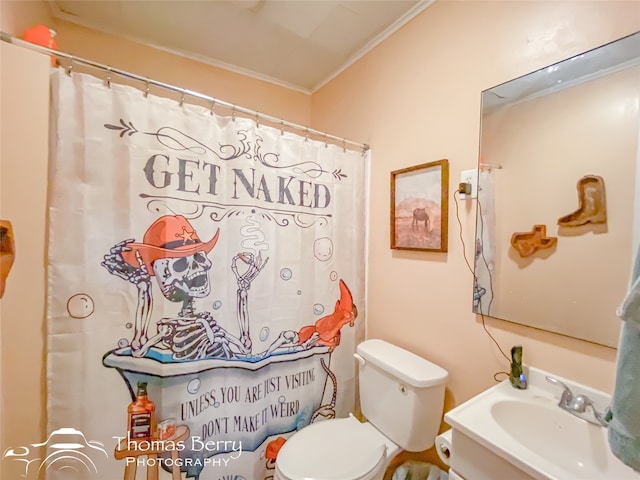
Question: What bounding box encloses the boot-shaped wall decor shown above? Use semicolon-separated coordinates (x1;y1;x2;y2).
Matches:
0;220;15;298
557;175;607;227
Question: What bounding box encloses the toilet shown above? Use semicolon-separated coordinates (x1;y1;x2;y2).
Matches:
274;338;448;480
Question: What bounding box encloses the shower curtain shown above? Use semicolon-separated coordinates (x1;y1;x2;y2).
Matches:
474;168;496;315
46;69;367;480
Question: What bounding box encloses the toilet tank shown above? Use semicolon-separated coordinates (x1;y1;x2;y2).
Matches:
356;339;448;452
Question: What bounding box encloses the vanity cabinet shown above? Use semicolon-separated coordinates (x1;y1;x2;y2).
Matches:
449;430;536;480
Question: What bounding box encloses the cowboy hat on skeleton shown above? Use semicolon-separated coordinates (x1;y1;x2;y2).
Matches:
121;215;220;275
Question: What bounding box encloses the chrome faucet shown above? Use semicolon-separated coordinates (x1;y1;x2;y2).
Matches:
545;376;609;427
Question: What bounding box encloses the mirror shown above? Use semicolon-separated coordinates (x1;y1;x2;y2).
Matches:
474;32;640;348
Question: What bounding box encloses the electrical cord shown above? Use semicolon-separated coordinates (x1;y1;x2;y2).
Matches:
493;371;509;382
453;188;511;375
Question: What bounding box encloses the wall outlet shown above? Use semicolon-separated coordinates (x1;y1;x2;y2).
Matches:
459;169;478;199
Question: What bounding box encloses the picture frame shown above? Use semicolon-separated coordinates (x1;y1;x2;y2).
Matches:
390;159;449;252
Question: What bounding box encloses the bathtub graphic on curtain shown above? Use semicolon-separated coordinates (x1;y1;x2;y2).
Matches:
101;215;357;478
103;349;336;478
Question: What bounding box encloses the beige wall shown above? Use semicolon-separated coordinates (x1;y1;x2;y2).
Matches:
0;41;50;470
51;21;312;127
312;0;639;407
0;0;55;458
0;0;53;36
2;0;640;474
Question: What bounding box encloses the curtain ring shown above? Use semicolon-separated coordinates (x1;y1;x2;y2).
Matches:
210;100;216;115
280;121;285;136
342;139;346;153
304;129;309;142
65;63;73;76
232;105;237;122
106;67;111;88
179;89;185;106
144;80;150;98
255;111;260;128
324;133;328;148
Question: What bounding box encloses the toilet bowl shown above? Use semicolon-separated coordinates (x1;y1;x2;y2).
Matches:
274;415;400;480
274;339;448;480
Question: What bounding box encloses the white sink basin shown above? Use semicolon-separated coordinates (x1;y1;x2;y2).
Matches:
491;399;618;477
445;367;640;480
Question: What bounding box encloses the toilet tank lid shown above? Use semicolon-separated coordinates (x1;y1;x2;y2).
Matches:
357;339;448;388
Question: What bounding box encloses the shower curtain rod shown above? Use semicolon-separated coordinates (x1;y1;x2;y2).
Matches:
0;31;369;153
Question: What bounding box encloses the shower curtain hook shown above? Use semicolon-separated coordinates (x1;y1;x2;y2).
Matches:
179;89;185;106
255;111;260;128
324;133;328;148
105;67;111;88
65;62;73;76
210;100;216;115
144;79;150;98
280;121;285;136
342;139;346;153
304;129;309;142
232;105;237;122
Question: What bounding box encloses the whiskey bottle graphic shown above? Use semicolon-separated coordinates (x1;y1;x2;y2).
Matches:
128;382;156;440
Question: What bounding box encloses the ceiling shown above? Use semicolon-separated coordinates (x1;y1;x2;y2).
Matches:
47;0;431;93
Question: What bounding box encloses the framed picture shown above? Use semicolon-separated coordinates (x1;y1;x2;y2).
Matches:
390;159;449;252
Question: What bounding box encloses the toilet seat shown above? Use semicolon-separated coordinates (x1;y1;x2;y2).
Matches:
275;416;388;480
